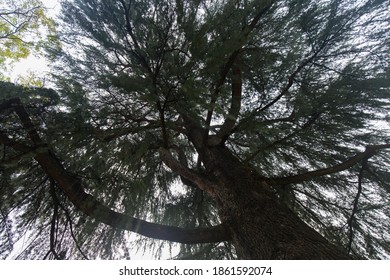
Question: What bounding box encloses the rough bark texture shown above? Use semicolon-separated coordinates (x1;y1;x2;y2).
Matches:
201;145;353;259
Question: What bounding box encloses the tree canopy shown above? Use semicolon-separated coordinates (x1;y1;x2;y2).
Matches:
0;0;56;81
0;0;389;259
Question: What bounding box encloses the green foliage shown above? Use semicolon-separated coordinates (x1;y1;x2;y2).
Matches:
0;0;58;80
1;0;389;259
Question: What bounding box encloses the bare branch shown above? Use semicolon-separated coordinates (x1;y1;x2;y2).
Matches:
57;197;90;260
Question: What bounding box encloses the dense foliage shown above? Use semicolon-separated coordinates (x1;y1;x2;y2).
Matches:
1;0;389;259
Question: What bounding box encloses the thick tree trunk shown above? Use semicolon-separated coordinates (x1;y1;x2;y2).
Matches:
202;145;352;259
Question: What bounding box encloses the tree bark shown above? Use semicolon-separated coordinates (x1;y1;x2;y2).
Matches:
201;145;353;259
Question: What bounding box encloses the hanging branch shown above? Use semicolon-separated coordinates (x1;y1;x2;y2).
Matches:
346;158;368;254
56;191;90;260
49;179;61;259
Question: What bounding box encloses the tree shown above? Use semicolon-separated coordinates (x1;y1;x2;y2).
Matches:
1;0;389;260
0;0;56;81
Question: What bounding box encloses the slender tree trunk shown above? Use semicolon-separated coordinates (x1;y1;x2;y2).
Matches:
202;146;352;259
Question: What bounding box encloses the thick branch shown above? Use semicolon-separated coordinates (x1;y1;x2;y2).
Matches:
159;147;217;197
0;98;231;244
216;61;242;143
266;145;390;185
0;130;34;154
172;145;199;188
37;151;229;243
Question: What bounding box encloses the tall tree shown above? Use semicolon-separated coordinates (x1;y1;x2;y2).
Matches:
1;0;389;259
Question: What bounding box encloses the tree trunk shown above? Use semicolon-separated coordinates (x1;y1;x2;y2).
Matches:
202;145;352;259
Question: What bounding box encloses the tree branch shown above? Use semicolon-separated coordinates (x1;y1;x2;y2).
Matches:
171;145;199;189
244;113;320;163
266;145;390;186
0;98;230;244
49;179;60;259
57;196;90;260
0;6;41;39
204;1;274;141
347;158;367;254
38;151;229;243
216;60;242;144
257;51;320;113
118;0;153;75
159;147;217;197
101;122;160;142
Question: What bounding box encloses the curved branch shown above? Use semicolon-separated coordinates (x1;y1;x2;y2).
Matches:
37;151;228;243
0;98;231;244
159;147;217;197
256;26;341;115
258;51;321;114
266;145;390;186
204;1;274;141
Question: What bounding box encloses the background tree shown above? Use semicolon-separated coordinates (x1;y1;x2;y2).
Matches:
1;0;389;259
0;0;57;81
